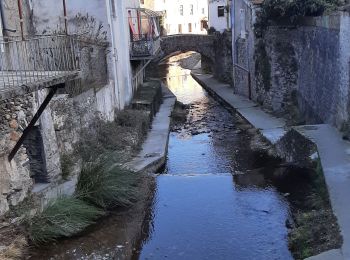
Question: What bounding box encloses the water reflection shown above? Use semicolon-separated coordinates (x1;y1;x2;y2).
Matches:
134;63;295;259
28;59;310;260
164;65;206;104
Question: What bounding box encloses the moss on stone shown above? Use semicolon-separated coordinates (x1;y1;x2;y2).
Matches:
288;159;343;259
61;154;75;180
255;40;272;91
27;197;104;245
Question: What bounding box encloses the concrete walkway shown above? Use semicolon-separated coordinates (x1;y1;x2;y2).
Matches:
296;125;350;260
191;71;287;144
191;71;350;260
127;84;176;173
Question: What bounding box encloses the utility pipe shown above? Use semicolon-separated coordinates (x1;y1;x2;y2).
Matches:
231;0;236;88
63;0;68;35
105;0;122;110
0;1;17;35
0;1;5;36
17;0;24;39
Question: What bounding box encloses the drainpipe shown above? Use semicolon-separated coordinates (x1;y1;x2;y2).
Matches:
231;0;235;89
63;0;68;35
17;0;24;40
106;0;121;110
0;2;17;36
226;0;231;31
0;2;5;36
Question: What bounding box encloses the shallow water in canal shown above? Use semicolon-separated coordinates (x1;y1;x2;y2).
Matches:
132;64;294;260
29;61;312;260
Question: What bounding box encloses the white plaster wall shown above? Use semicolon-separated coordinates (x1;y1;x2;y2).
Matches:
31;1;63;34
209;0;230;32
96;83;116;121
107;0;135;109
31;0;138;110
152;0;208;35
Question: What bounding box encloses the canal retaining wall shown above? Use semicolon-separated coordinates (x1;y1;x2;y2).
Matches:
192;70;350;260
235;12;350;136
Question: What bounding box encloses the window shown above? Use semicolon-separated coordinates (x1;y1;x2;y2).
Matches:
178;24;182;33
202;8;205;14
179;5;184;16
188;23;192;32
190;4;194;15
218;6;225;17
201;20;208;31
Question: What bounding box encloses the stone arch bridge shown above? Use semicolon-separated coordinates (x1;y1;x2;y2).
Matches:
156;34;216;62
153;33;232;83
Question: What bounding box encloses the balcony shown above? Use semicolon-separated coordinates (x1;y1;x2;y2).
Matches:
129;8;162;60
0;35;80;99
130;34;160;59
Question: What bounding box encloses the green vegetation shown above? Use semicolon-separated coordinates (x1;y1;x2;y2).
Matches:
76;110;150;163
116;109;151;137
61;154;74;180
289;159;342;259
27;159;144;245
255;0;344;37
261;0;342;20
76;159;141;209
255;40;272;91
28;197;104;245
28;98;153;245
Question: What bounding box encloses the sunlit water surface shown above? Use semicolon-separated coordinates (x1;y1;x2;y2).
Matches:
133;64;294;260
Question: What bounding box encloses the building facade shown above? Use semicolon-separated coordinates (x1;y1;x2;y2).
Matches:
142;0;208;35
0;0;160;217
209;0;231;32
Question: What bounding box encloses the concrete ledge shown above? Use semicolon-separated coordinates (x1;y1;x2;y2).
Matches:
306;249;343;260
126;84;176;173
191;70;350;260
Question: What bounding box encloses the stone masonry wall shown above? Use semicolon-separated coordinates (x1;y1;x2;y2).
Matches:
251;13;350;129
212;31;233;84
0;94;34;215
0;82;118;217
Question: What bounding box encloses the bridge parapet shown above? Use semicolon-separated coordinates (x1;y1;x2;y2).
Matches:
158;34;215;62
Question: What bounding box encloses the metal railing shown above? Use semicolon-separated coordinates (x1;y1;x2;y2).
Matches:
0;35;80;92
130;34;160;59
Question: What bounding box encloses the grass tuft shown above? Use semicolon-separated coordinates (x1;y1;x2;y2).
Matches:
76;159;142;209
288;158;342;259
76;110;150;163
28;197;104;245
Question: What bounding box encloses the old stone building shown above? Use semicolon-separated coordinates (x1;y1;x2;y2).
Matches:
142;0;209;35
0;0;160;217
208;0;231;32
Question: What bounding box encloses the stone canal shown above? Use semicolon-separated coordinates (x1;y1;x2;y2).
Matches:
30;58;315;260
